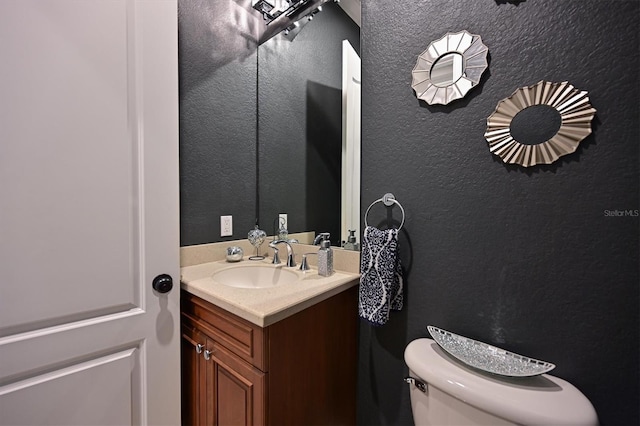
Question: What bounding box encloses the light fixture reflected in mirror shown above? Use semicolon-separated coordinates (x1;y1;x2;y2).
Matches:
253;0;333;43
411;30;489;105
252;0;293;22
484;80;597;167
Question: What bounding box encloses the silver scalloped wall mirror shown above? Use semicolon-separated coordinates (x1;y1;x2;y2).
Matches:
484;81;597;167
411;30;489;105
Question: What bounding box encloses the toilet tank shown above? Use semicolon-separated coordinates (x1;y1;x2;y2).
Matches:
404;338;599;426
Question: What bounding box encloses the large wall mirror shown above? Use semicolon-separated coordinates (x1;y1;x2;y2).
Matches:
177;0;360;247
257;0;361;247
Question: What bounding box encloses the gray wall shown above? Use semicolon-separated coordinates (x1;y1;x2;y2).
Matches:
180;0;639;424
357;1;639;425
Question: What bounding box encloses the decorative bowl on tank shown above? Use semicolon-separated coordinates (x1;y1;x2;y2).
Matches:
427;326;555;377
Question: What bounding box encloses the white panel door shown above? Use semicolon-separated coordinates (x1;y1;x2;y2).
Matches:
0;0;180;424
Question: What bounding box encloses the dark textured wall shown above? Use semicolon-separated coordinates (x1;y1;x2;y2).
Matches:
179;0;260;246
258;3;359;243
358;1;639;425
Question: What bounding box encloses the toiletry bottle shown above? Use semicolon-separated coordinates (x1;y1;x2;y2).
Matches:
343;229;359;251
317;233;333;277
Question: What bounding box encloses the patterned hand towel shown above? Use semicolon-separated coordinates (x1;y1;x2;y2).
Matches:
358;226;403;326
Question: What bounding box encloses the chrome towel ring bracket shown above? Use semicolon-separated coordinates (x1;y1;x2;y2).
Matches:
364;193;405;231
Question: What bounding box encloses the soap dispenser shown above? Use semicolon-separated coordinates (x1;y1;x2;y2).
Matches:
343;229;359;251
316;233;333;277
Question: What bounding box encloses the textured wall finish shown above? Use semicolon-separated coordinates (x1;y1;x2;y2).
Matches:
358;1;639;425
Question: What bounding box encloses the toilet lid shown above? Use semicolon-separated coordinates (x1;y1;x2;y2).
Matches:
405;338;598;426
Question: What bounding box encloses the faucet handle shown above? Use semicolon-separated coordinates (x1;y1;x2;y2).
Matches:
299;253;317;271
271;247;280;264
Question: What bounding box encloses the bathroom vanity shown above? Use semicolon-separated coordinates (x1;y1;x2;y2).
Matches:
180;248;360;425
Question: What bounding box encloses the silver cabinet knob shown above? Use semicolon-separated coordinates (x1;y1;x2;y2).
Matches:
204;349;213;360
195;343;204;354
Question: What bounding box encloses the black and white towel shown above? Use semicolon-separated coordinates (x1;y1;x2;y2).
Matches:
358;226;403;326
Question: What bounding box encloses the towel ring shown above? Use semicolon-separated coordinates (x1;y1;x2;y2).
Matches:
364;193;405;231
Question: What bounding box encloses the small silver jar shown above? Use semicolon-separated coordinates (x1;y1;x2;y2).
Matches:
226;246;243;262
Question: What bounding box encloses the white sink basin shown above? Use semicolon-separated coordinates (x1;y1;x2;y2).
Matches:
212;264;299;288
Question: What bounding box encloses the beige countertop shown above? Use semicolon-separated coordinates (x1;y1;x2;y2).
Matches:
180;255;360;327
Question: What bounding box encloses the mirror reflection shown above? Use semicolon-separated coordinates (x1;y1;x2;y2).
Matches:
430;52;464;87
257;1;360;247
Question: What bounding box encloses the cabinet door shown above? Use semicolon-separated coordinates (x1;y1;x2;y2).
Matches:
209;340;266;426
182;325;209;426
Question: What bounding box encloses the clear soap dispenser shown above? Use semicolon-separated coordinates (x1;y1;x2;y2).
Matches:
316;233;333;277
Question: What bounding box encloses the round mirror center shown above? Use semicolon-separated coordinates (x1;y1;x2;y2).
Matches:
509;105;562;145
430;52;464;87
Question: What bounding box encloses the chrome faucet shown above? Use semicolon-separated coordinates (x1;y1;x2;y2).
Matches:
269;240;296;267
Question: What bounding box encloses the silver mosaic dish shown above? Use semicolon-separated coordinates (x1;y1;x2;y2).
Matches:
427;326;555;377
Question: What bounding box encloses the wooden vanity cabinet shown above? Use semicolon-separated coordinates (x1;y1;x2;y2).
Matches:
180;286;358;426
181;302;266;426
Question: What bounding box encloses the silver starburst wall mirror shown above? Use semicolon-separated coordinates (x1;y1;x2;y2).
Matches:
411;30;489;105
484;81;597;167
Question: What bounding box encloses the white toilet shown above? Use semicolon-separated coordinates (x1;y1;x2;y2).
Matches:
404;338;599;425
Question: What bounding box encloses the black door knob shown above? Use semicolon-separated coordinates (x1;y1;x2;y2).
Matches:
152;274;173;293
